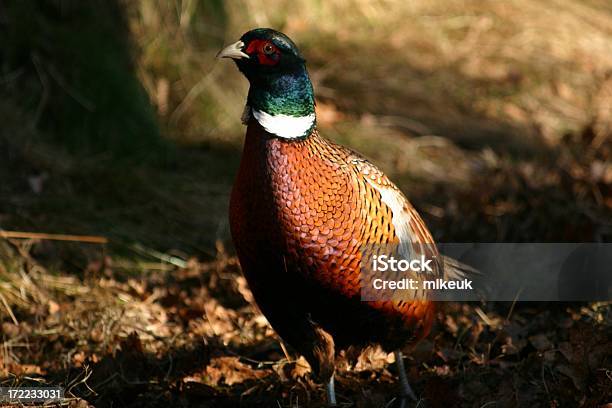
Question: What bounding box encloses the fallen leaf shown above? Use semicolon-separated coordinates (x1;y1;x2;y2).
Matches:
205;357;268;386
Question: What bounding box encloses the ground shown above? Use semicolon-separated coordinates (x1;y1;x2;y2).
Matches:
1;1;611;407
0;238;611;407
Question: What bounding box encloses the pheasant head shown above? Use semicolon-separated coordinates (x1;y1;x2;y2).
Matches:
217;28;316;139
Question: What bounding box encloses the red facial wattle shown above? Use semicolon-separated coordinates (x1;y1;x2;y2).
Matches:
245;39;280;66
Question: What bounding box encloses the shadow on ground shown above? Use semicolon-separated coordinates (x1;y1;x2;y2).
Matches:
1;2;611;408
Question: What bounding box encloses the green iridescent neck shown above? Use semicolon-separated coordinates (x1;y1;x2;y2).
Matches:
247;66;315;117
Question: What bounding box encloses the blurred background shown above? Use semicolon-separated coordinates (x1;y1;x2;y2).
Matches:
0;1;611;407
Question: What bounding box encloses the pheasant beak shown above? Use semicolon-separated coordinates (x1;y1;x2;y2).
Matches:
216;41;249;60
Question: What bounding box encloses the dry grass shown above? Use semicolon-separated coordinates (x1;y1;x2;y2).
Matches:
127;0;612;148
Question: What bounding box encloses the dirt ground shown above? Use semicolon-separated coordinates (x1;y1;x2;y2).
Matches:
1;1;612;407
1;233;611;407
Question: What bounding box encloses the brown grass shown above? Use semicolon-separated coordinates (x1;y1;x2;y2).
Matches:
128;0;612;148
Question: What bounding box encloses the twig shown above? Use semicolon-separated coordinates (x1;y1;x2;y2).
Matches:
279;339;292;362
505;288;523;323
0;292;19;325
91;372;119;391
66;365;95;396
474;306;494;327
0;230;107;244
129;244;187;268
225;349;280;367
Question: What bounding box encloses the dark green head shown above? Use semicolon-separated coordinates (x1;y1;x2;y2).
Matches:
217;28;315;136
230;28;306;80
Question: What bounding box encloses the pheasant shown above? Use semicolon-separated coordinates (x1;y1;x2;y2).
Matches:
218;28;467;406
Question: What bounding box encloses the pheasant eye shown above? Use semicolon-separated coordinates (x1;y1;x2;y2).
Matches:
263;43;275;55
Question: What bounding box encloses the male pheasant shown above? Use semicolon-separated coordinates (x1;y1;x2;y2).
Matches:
218;28;465;406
